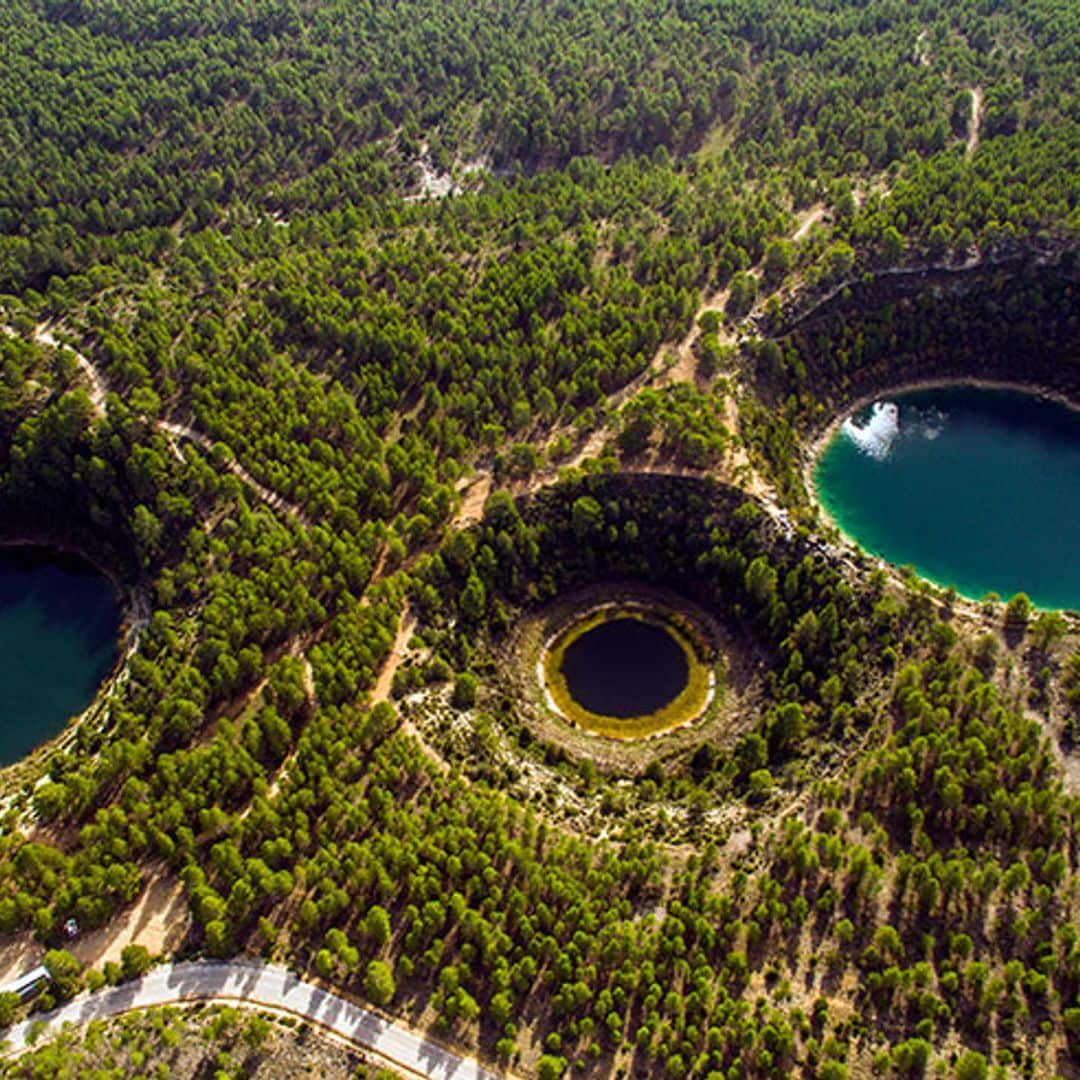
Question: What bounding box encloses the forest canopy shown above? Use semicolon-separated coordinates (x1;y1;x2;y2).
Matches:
0;0;1078;1077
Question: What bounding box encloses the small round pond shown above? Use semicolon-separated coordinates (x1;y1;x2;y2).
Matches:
541;608;713;739
561;616;689;718
814;386;1080;609
0;548;120;765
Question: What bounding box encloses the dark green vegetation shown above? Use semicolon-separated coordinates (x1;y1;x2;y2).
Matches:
815;387;1080;610
0;549;119;765
0;0;1078;1076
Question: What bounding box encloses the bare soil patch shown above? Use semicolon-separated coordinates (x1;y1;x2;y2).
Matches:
0;868;189;989
72;870;190;971
371;610;417;705
792;202;827;242
453;472;492;530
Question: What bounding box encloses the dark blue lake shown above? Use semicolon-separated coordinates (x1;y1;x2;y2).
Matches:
0;549;120;765
560;616;689;718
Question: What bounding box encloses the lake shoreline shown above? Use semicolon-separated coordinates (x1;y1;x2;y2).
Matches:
0;532;124;592
537;599;717;741
803;380;1080;612
804;375;1080;487
0;533;147;636
0;537;143;783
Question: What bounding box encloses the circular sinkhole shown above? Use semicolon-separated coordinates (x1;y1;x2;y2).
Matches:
540;605;714;740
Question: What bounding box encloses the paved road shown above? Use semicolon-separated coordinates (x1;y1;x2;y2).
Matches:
1;960;508;1080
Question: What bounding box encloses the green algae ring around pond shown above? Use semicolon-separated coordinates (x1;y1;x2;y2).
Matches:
813;386;1080;610
541;609;713;739
0;548;120;766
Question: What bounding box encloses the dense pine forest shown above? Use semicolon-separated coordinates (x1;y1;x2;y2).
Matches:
0;0;1078;1076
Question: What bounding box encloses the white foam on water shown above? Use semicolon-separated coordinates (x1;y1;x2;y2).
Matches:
909;407;946;442
842;401;900;460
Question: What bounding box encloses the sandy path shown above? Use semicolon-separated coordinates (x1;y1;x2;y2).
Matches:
650;200;824;391
792;203;827;242
914;28;931;67
72;874;190;973
661;282;731;384
33;323;108;415
9;320;309;528
370;611;417;706
368;608;451;775
0;873;189;990
160;420;310;526
452;473;492;530
300;654;317;708
967;86;983;157
604;203;834;494
433;197;827;517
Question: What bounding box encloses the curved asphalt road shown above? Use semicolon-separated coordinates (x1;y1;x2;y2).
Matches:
1;959;508;1080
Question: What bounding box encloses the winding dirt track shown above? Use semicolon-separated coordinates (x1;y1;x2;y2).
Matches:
34;325;108;414
158;420;311;526
1;959;514;1080
21;321;310;526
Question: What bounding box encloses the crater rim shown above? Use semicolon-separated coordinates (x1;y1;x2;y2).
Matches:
538;598;716;741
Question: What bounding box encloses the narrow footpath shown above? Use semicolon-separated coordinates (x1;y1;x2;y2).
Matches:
2;959;512;1080
33;324;108;414
11;320;310;528
967;86;983;157
158;420;311;526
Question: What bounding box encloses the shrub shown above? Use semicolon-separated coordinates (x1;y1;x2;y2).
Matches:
364;960;396;1006
451;672;478;709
